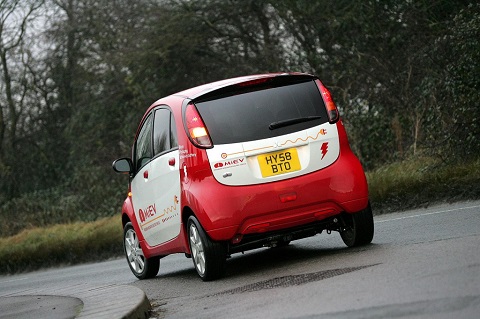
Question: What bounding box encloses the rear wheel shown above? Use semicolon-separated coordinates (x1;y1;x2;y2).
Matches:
188;216;227;281
123;222;160;279
340;203;374;247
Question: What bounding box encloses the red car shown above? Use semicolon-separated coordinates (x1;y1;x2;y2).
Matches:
113;73;373;281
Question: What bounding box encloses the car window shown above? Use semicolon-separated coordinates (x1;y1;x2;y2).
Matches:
153;108;178;155
135;113;153;171
195;80;328;144
170;113;178;148
153;109;170;155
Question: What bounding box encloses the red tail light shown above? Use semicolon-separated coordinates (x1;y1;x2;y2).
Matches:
316;80;339;123
185;103;213;148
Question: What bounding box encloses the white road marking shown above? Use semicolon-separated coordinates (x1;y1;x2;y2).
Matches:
376;204;480;223
0;276;29;283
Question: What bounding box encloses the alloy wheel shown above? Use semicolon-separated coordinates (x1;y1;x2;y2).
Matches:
189;223;206;276
124;228;145;275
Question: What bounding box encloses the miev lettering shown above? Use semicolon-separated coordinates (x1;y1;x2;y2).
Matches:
224;158;244;166
139;204;156;223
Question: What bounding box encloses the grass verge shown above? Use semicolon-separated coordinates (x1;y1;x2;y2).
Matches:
0;216;123;275
0;157;479;275
367;157;480;214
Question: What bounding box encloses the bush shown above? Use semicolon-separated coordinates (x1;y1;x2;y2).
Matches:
367;157;480;214
0;216;123;274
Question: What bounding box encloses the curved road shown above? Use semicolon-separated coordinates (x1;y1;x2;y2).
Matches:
136;200;480;318
1;200;479;319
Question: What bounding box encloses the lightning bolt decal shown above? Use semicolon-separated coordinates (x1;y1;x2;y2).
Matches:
320;142;328;160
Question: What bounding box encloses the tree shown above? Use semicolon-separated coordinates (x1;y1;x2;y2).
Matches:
1;0;479;236
0;0;44;197
271;0;475;168
429;3;480;160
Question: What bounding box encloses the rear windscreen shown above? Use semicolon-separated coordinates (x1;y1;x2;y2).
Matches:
195;80;328;145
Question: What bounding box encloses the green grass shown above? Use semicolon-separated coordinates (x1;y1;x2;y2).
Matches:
0;157;479;275
367;157;480;213
0;216;123;274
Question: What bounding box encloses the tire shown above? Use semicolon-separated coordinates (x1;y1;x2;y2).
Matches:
123;222;160;279
340;202;374;247
187;216;227;281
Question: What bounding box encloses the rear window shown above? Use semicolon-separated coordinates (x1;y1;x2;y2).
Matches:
195;80;328;145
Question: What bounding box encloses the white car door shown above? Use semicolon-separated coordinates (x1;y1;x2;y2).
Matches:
131;108;181;247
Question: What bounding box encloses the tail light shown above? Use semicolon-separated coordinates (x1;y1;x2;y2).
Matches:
184;103;213;148
316;80;340;123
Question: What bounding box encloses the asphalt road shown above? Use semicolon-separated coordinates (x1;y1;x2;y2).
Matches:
134;200;480;319
1;200;479;318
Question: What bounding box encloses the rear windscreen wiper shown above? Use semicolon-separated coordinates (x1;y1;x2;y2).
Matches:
269;116;322;130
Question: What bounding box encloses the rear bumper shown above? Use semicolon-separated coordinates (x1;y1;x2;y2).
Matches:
228;215;342;254
185;149;368;242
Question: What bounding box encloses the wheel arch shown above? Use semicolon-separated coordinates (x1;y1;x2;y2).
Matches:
181;187;219;235
181;205;195;254
121;196;146;243
122;212;131;228
182;206;195;228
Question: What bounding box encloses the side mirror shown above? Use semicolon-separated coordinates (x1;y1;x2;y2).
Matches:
112;158;133;174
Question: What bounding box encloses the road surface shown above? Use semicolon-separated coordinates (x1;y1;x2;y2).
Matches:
134;200;480;319
1;200;479;319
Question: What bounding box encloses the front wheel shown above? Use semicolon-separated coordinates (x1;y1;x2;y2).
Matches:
340;203;374;247
123;222;160;279
188;216;227;281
